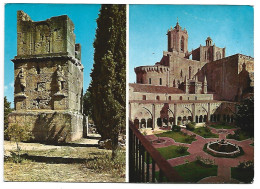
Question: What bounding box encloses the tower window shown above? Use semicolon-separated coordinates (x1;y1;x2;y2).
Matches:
159;78;162;85
142;95;146;100
149;78;151;84
181;36;184;52
168;96;171;101
156;96;160;100
180;96;182;100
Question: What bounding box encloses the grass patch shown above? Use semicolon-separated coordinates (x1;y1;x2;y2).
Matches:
231;167;254;183
193;127;219;138
209;124;235;129
155;131;196;144
4;145;125;182
227;130;252;141
146;145;189;164
174;160;217;183
155;160;217;183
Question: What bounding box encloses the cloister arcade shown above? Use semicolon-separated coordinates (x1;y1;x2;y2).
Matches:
130;102;236;129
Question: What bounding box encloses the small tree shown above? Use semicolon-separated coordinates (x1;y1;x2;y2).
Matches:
5;123;33;162
4;96;13;140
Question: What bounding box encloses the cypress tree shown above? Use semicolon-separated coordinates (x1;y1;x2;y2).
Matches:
89;5;126;157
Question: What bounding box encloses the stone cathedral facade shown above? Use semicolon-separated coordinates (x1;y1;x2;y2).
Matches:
129;21;254;129
8;11;84;142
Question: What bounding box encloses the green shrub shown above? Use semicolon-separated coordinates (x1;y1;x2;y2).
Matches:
186;122;195;131
176;145;187;154
172;125;181;132
237;161;254;170
204;127;211;133
5;123;33;163
196;156;215;166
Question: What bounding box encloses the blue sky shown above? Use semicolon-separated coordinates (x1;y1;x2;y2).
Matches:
129;5;254;83
4;4;101;107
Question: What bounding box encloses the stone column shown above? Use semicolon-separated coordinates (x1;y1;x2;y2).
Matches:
152;104;155;130
207;103;211;122
174;103;177;125
192;103;195;122
145;119;147;128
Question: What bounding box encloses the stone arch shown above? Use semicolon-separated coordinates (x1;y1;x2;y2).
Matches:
147;118;152;128
203;115;207;122
199;115;203;123
140;118;146;128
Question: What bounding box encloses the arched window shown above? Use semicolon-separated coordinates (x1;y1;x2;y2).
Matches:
168;96;171;101
180;36;184;52
159;78;162;85
156;96;160;100
149;78;151;84
179;96;182;100
142;95;146;100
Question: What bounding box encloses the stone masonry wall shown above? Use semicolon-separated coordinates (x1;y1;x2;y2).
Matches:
9;11;84;142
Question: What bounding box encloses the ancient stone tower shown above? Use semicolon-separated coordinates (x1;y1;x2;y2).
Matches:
8;11;84;142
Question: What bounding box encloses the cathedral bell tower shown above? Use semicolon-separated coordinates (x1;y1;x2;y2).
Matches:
167;18;189;58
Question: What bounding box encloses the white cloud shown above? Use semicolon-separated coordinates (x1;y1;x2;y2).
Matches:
4;85;8;90
9;82;14;87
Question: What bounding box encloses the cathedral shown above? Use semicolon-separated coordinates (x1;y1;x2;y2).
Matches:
129;21;254;129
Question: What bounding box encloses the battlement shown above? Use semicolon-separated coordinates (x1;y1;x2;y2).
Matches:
16;11;78;59
134;65;169;73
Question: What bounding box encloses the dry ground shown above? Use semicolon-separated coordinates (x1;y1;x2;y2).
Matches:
4;139;125;182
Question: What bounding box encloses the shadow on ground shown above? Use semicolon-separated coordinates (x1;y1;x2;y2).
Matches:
21;153;96;164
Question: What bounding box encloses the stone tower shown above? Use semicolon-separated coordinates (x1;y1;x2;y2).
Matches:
192;37;226;63
8;11;84;142
167;20;189;58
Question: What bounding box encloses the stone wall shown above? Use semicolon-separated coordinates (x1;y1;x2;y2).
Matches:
201;54;253;101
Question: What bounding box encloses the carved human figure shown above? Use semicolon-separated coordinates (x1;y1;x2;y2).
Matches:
19;67;26;92
56;65;64;91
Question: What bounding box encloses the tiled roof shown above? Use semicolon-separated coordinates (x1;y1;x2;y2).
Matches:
129;83;184;94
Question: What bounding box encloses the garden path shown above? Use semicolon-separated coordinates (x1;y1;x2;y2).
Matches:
146;127;253;183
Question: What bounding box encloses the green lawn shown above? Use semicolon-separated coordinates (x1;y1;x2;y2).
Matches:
226;130;252;141
231;167;254;183
155;160;217;183
174;160;218;183
157;145;190;160
146;145;189;164
155;131;196;144
193;127;219;138
209;124;235;129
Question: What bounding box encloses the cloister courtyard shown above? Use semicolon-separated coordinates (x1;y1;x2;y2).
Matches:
142;123;254;183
